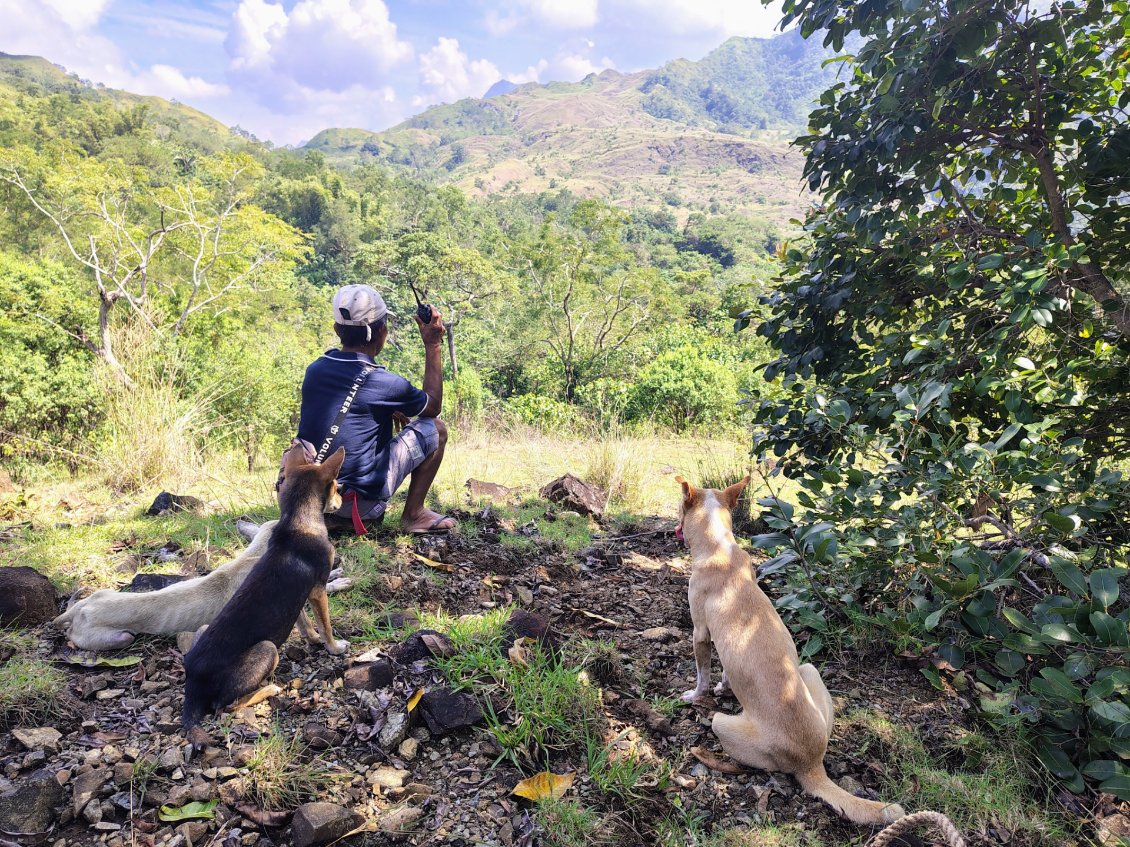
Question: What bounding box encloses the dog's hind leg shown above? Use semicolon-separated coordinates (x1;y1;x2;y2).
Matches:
712;711;779;772
798;663;834;739
221;640;282;711
306;584;349;655
681;625;712;702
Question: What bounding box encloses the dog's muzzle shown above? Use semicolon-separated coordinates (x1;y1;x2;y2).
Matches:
675;524;684;544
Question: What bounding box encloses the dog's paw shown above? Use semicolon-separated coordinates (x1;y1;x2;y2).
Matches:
327;639;350;656
713;679;733;697
328;567;344;581
326;577;354;594
681;688;706;703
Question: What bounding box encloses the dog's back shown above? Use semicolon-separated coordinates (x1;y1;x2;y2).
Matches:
182;448;342;732
53;521;277;651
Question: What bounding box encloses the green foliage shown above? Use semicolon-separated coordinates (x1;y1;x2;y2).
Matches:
748;0;1130;798
627;348;740;430
0;252;102;466
503;394;579;432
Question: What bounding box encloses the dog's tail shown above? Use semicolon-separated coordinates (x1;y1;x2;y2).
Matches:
796;764;905;826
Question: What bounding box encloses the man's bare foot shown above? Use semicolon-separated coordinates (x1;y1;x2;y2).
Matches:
401;508;456;535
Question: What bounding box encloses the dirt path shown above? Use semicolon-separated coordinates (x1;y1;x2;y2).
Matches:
1;508;1075;847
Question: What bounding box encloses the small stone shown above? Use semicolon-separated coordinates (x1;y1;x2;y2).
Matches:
291;802;363;847
398;738;418;761
71;767;111;815
80;675;111;698
177;820;210;846
378;712;410;750
379;806;422;839
55;769;72;786
82;798;104;824
112;763;135;786
92;821;122;832
158;747;185;772
640;626;679;643
14;727;63;754
369;766;408;790
95;688;125;700
302;723;343;751
836;775;866;796
342;660;394;691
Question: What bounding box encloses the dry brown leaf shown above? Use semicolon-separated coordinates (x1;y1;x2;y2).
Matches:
421;632;456;657
511;770;575;802
689;746;746;774
508;637;529;668
412;552;453;573
407;688;425;713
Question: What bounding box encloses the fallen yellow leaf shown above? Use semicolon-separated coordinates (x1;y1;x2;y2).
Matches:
412;553;453;573
511;770;575;802
508;637;529;668
407;688;425;712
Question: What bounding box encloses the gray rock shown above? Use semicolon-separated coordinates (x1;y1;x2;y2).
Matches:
417;688;483;737
837;775;866;796
379;806;422;839
538;474;606;517
0;770;63;834
13;727;63;754
158;746;185;771
378;712;410;750
640;626;679;643
0;566;58;627
71;767;111;815
291;802;363;847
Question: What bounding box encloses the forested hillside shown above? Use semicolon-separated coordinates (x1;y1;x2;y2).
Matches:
303;30;839;221
0;52;779;483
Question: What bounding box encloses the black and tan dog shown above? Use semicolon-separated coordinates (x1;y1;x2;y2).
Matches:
181;445;347;739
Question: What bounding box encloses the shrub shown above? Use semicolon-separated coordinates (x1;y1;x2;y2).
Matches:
575;378;632;426
502;394;579;432
449;367;488;423
627;348;739;430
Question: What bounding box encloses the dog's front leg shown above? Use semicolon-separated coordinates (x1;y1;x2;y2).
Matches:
306;584;349;655
681;626;712;702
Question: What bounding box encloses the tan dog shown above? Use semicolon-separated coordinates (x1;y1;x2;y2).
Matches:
676;475;905;826
54;521;349;654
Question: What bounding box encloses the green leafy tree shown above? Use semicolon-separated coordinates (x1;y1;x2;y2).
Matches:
747;0;1130;796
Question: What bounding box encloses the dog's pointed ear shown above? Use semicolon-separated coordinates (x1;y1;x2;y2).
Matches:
721;475;751;509
321;447;346;479
283;443;308;474
675;474;697;507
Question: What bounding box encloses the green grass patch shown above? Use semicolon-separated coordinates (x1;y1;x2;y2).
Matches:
536;798;616;847
0;630;70;728
494;499;593;554
842;710;1076;843
240;729;343;812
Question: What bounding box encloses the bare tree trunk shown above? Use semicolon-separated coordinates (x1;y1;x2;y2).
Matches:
97;292;132;387
446;318;459;379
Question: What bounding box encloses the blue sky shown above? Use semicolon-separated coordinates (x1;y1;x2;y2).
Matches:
2;1;784;145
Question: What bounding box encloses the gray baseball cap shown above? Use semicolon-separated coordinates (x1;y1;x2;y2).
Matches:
332;284;387;325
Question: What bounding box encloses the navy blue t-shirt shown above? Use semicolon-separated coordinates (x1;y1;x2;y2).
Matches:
297;350;429;500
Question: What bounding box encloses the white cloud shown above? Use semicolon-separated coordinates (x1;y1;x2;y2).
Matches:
511;48;616;85
130;65;230;100
527;0;598;29
226;0;413;92
416;38;501;105
604;0;781;38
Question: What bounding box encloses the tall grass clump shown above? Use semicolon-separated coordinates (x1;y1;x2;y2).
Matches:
96;326;218;492
0;630;70;728
584;432;646;512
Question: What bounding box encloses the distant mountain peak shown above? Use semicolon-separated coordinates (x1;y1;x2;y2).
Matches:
484;79;518;99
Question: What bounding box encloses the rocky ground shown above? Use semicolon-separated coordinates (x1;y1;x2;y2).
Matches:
0;497;1115;847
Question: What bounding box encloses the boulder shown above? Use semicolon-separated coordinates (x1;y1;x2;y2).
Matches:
13;727;62;755
342;660;394;691
538;474;606;517
416;688;483;737
0;566;57;627
503;609;561;660
146;492;205;517
391;629;448;664
291;802;363;847
0;770;63;835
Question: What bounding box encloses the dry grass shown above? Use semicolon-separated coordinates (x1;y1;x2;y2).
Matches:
241;730;342;811
0;630;70;728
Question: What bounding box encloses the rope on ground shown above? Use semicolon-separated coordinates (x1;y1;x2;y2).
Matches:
869;810;966;847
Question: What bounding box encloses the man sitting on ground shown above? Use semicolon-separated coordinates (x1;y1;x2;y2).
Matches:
296;284;455;535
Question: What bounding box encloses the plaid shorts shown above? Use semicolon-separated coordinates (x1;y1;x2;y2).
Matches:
329;417;440;523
